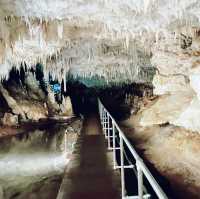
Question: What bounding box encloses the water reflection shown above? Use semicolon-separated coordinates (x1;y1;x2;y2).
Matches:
0;121;80;199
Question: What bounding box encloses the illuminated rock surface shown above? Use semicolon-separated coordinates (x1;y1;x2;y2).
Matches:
1;0;200;84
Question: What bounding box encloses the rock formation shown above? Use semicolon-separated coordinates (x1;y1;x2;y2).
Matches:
60;97;73;116
139;30;200;132
0;68;73;126
2;113;18;126
121;29;200;198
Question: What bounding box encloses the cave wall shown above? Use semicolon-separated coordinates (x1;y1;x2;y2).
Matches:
120;29;200;198
0;67;74;127
99;83;153;120
138;29;200;133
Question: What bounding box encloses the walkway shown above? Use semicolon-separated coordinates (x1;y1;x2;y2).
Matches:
57;114;121;199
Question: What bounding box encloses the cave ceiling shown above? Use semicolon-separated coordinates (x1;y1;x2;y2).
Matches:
0;0;200;85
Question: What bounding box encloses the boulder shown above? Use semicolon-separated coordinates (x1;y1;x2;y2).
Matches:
20;101;48;121
2;112;18;126
173;97;200;132
146;30;200;133
0;85;26;119
140;90;194;127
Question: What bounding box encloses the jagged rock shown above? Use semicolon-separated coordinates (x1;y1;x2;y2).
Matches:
153;74;189;95
46;86;60;116
140;90;194;127
60;97;73;116
24;73;46;101
190;74;200;101
2;112;18;126
151;33;200;77
0;84;26;119
145;31;200;133
0;42;5;64
173;97;200;132
0;73;49;122
20;100;48;121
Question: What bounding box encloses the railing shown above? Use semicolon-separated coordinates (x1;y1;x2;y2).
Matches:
98;99;168;199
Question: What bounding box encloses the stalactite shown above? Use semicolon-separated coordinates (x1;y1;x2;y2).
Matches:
57;21;63;39
0;0;199;85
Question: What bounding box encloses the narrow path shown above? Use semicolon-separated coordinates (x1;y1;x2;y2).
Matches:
57;114;121;199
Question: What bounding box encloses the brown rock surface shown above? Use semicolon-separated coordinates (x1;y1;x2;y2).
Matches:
2;112;18;126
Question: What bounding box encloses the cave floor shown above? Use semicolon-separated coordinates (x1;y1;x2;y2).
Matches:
57;114;121;199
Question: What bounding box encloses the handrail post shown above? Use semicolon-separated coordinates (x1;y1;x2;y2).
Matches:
99;105;102;121
112;120;117;169
108;116;111;149
105;111;108;138
98;100;101;118
137;161;143;199
103;109;106;133
101;106;103;123
120;134;125;197
101;105;102;118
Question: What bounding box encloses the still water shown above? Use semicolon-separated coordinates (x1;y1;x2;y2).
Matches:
0;120;80;199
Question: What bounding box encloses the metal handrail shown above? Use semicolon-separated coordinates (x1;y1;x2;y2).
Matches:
98;99;168;199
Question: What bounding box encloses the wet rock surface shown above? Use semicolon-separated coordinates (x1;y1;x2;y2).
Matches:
0;67;74;129
2;113;18;126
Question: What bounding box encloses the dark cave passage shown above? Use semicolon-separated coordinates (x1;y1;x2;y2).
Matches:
67;83;98;116
67;81;153;120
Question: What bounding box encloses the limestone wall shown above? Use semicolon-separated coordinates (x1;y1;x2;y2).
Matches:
140;30;200;133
